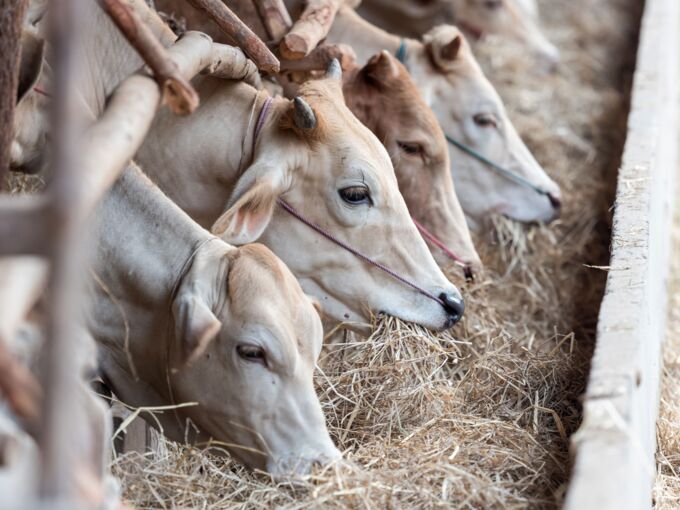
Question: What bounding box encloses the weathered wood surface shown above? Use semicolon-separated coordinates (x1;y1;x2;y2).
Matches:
280;0;342;60
0;0;29;189
564;0;680;508
279;42;355;71
99;0;199;115
186;0;280;73
253;0;292;41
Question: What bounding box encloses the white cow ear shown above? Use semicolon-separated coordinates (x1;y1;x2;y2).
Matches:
424;26;463;71
211;178;279;244
172;294;222;366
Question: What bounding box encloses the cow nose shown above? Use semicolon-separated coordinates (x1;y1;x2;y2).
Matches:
548;192;562;214
439;292;465;326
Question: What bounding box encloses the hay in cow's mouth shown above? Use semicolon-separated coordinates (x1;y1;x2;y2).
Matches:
100;0;644;507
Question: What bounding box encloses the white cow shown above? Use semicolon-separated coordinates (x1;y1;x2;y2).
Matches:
13;0;465;333
324;8;562;228
89;164;340;476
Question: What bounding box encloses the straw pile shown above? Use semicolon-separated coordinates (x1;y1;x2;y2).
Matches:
4;0;641;507
108;0;642;508
654;199;680;509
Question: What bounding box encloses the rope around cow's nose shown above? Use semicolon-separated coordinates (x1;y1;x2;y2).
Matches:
252;92;454;308
394;40;551;199
277;198;447;308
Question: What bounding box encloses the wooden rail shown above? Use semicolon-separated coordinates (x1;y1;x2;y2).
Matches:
564;0;680;507
0;2;266;505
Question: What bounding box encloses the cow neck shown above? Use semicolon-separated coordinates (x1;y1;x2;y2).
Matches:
91;165;215;333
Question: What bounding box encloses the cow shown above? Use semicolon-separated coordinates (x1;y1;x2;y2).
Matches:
353;0;560;67
89;163;340;476
343;50;481;271
324;8;562;228
149;2;561;229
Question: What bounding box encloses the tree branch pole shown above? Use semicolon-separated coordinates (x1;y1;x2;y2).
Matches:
253;0;292;42
279;42;355;71
0;0;29;189
186;0;279;73
280;0;342;60
98;0;199;115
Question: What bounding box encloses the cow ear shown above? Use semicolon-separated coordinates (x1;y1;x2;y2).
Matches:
18;31;45;103
361;50;400;87
212;161;288;244
172;294;222;366
424;27;463;70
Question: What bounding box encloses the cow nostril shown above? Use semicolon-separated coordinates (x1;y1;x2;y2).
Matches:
548;192;562;211
439;292;465;325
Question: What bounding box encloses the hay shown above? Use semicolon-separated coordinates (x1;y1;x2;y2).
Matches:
106;0;639;507
653;190;680;509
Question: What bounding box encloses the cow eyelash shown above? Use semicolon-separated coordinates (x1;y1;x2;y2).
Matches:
236;344;267;366
339;185;372;206
397;141;423;157
473;113;499;128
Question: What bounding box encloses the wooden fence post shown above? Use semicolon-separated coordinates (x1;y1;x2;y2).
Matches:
0;0;29;188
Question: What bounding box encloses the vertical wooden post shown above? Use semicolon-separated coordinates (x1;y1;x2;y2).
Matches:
0;0;29;189
253;0;292;42
38;0;87;501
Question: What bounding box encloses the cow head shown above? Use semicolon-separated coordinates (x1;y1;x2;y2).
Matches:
344;50;481;272
405;26;561;228
212;61;464;332
451;0;560;66
169;242;340;476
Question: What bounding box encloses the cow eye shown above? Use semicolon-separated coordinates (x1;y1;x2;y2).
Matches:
397;141;423;157
339;185;372;205
473;113;498;128
236;345;267;365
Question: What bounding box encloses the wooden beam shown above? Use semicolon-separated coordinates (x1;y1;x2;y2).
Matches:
279;43;355;72
0;195;50;256
253;0;292;42
98;0;199;115
185;0;279;73
279;0;342;60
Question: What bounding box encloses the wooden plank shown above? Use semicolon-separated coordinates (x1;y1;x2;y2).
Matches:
564;0;680;508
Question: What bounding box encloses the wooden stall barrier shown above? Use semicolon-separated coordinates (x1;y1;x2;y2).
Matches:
564;0;680;507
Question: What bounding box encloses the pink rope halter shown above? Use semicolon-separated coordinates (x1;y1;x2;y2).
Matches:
251;95;469;308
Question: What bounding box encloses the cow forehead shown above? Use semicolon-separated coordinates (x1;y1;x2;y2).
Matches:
227;245;319;340
299;81;392;164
